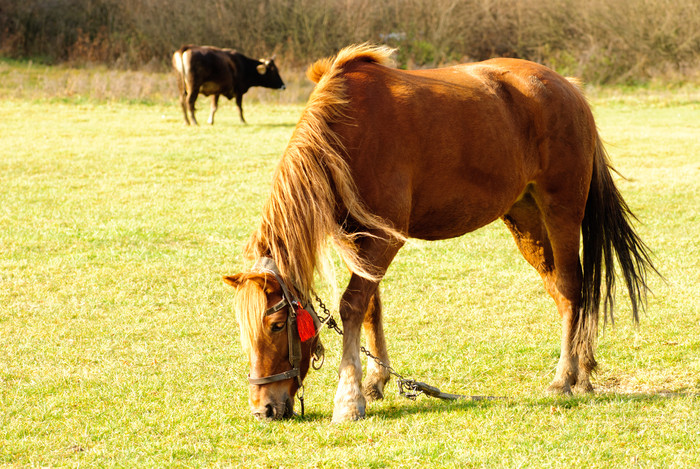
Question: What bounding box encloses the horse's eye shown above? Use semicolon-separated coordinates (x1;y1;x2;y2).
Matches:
270;322;286;333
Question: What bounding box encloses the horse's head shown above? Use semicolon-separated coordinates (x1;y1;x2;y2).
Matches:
223;270;321;421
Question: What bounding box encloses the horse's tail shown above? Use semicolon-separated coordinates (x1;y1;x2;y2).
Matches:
576;133;659;367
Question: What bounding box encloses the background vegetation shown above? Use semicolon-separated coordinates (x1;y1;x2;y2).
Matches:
1;0;699;83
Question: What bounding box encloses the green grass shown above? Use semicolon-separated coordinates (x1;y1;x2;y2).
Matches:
1;83;699;467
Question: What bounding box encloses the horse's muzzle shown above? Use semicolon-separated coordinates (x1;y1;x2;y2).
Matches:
252;397;294;421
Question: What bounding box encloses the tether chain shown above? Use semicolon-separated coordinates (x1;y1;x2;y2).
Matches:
313;293;500;401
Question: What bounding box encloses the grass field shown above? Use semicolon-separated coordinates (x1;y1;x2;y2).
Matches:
1;78;699;466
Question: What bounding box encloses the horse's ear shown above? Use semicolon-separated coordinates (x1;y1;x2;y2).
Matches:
223;272;278;293
223;274;244;288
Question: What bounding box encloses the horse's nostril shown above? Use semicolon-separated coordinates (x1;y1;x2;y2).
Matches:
265;404;275;419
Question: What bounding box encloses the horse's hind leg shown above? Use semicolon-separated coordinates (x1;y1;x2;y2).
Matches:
539;182;596;393
503;189;592;394
362;291;390;402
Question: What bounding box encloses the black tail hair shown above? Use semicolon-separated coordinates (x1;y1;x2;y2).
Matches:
576;136;660;366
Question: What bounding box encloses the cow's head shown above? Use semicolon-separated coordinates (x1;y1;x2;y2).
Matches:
256;57;286;90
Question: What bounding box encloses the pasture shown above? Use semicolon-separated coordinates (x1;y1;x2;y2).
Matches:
1;77;699;465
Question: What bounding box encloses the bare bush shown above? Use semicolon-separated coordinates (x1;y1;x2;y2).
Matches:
1;0;698;83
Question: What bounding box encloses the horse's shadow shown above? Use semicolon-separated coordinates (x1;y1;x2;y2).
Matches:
296;389;698;423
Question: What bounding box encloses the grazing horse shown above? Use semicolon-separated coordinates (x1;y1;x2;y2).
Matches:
223;44;656;422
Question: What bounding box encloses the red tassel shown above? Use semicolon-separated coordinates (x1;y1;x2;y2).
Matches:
296;305;316;342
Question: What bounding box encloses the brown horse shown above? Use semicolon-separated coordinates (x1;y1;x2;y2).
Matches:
223;44;656;422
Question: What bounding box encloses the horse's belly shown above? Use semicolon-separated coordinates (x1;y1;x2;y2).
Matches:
407;204;504;240
406;178;526;240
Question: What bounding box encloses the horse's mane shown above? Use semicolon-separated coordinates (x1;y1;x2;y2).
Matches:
233;276;268;356
243;44;403;299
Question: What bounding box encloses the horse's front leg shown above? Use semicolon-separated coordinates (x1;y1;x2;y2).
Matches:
333;274;377;422
333;234;402;422
362;291;391;401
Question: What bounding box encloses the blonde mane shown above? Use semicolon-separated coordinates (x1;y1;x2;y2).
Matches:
243;44;403;300
234;279;268;356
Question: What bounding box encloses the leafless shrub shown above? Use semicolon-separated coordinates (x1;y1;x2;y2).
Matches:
1;0;698;83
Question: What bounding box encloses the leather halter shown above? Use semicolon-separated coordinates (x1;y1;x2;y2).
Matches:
247;257;321;388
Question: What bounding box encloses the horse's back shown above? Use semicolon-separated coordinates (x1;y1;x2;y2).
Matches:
333;58;595;239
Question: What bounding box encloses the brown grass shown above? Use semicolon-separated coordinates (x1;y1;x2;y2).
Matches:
0;59;314;104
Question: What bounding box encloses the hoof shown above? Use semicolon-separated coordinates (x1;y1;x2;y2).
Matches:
362;385;384;402
362;379;386;402
573;381;594;394
332;406;365;423
546;381;573;395
332;389;366;423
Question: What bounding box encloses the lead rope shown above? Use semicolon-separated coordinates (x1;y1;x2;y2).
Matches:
313;293;503;402
297;384;304;417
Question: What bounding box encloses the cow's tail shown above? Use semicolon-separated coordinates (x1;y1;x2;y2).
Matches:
575;133;659;369
172;46;190;95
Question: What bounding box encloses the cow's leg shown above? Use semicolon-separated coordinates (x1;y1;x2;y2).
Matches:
207;95;219;125
333;236;401;423
174;70;190;125
503;189;592;394
178;86;190;125
186;88;199;126
235;94;246;124
180;96;190;125
362;291;391;402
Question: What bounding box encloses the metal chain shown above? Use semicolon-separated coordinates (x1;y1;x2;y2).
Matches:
313;293;467;400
